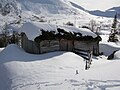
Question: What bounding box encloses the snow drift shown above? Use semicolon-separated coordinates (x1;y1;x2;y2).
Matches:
99;44;120;56
1;44;120;90
0;44;84;90
0;44;71;62
114;50;120;59
100;35;120;56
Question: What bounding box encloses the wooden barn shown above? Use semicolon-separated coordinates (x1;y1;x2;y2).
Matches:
20;22;101;55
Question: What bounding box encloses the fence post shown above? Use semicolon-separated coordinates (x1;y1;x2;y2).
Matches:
74;48;93;70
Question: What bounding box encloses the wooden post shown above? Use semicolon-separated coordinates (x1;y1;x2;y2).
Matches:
89;50;92;64
85;60;88;70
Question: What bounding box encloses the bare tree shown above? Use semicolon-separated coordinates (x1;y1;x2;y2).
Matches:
89;19;97;32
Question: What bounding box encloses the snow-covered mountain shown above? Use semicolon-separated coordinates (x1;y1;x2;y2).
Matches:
69;1;120;18
88;6;120;18
0;0;119;19
0;0;95;26
17;0;81;15
0;0;88;17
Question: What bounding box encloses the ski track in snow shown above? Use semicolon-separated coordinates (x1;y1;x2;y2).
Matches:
11;79;120;90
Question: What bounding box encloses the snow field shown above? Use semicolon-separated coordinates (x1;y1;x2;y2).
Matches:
0;41;120;90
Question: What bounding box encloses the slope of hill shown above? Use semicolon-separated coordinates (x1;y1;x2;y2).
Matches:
88;6;120;18
1;0;102;29
69;1;120;18
17;0;80;14
69;1;86;12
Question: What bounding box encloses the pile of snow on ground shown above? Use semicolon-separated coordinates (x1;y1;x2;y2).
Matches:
0;44;120;90
114;50;120;59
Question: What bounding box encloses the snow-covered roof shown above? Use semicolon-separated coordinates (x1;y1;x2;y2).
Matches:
58;25;97;38
20;22;97;41
20;22;39;40
20;22;57;41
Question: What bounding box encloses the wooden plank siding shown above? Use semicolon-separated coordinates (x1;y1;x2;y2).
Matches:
40;40;59;53
21;33;100;55
21;33;39;54
59;39;74;51
74;41;99;55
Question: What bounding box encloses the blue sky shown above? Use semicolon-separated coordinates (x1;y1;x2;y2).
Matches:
69;0;120;11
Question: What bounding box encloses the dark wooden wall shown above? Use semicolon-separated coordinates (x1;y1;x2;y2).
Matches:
21;33;99;55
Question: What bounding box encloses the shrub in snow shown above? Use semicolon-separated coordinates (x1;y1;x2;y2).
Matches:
0;0;21;16
75;70;79;74
0;36;6;47
108;33;119;42
81;26;90;29
89;19;97;32
65;21;74;26
1;3;11;16
9;31;20;44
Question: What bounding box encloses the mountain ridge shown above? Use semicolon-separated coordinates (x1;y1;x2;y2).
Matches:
17;0;79;14
89;6;120;18
69;1;120;18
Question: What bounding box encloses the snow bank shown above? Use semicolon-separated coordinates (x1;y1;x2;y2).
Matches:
100;44;120;56
0;44;120;90
20;22;97;41
0;44;85;90
0;44;70;62
0;44;29;62
99;30;110;35
100;35;120;56
114;50;120;59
